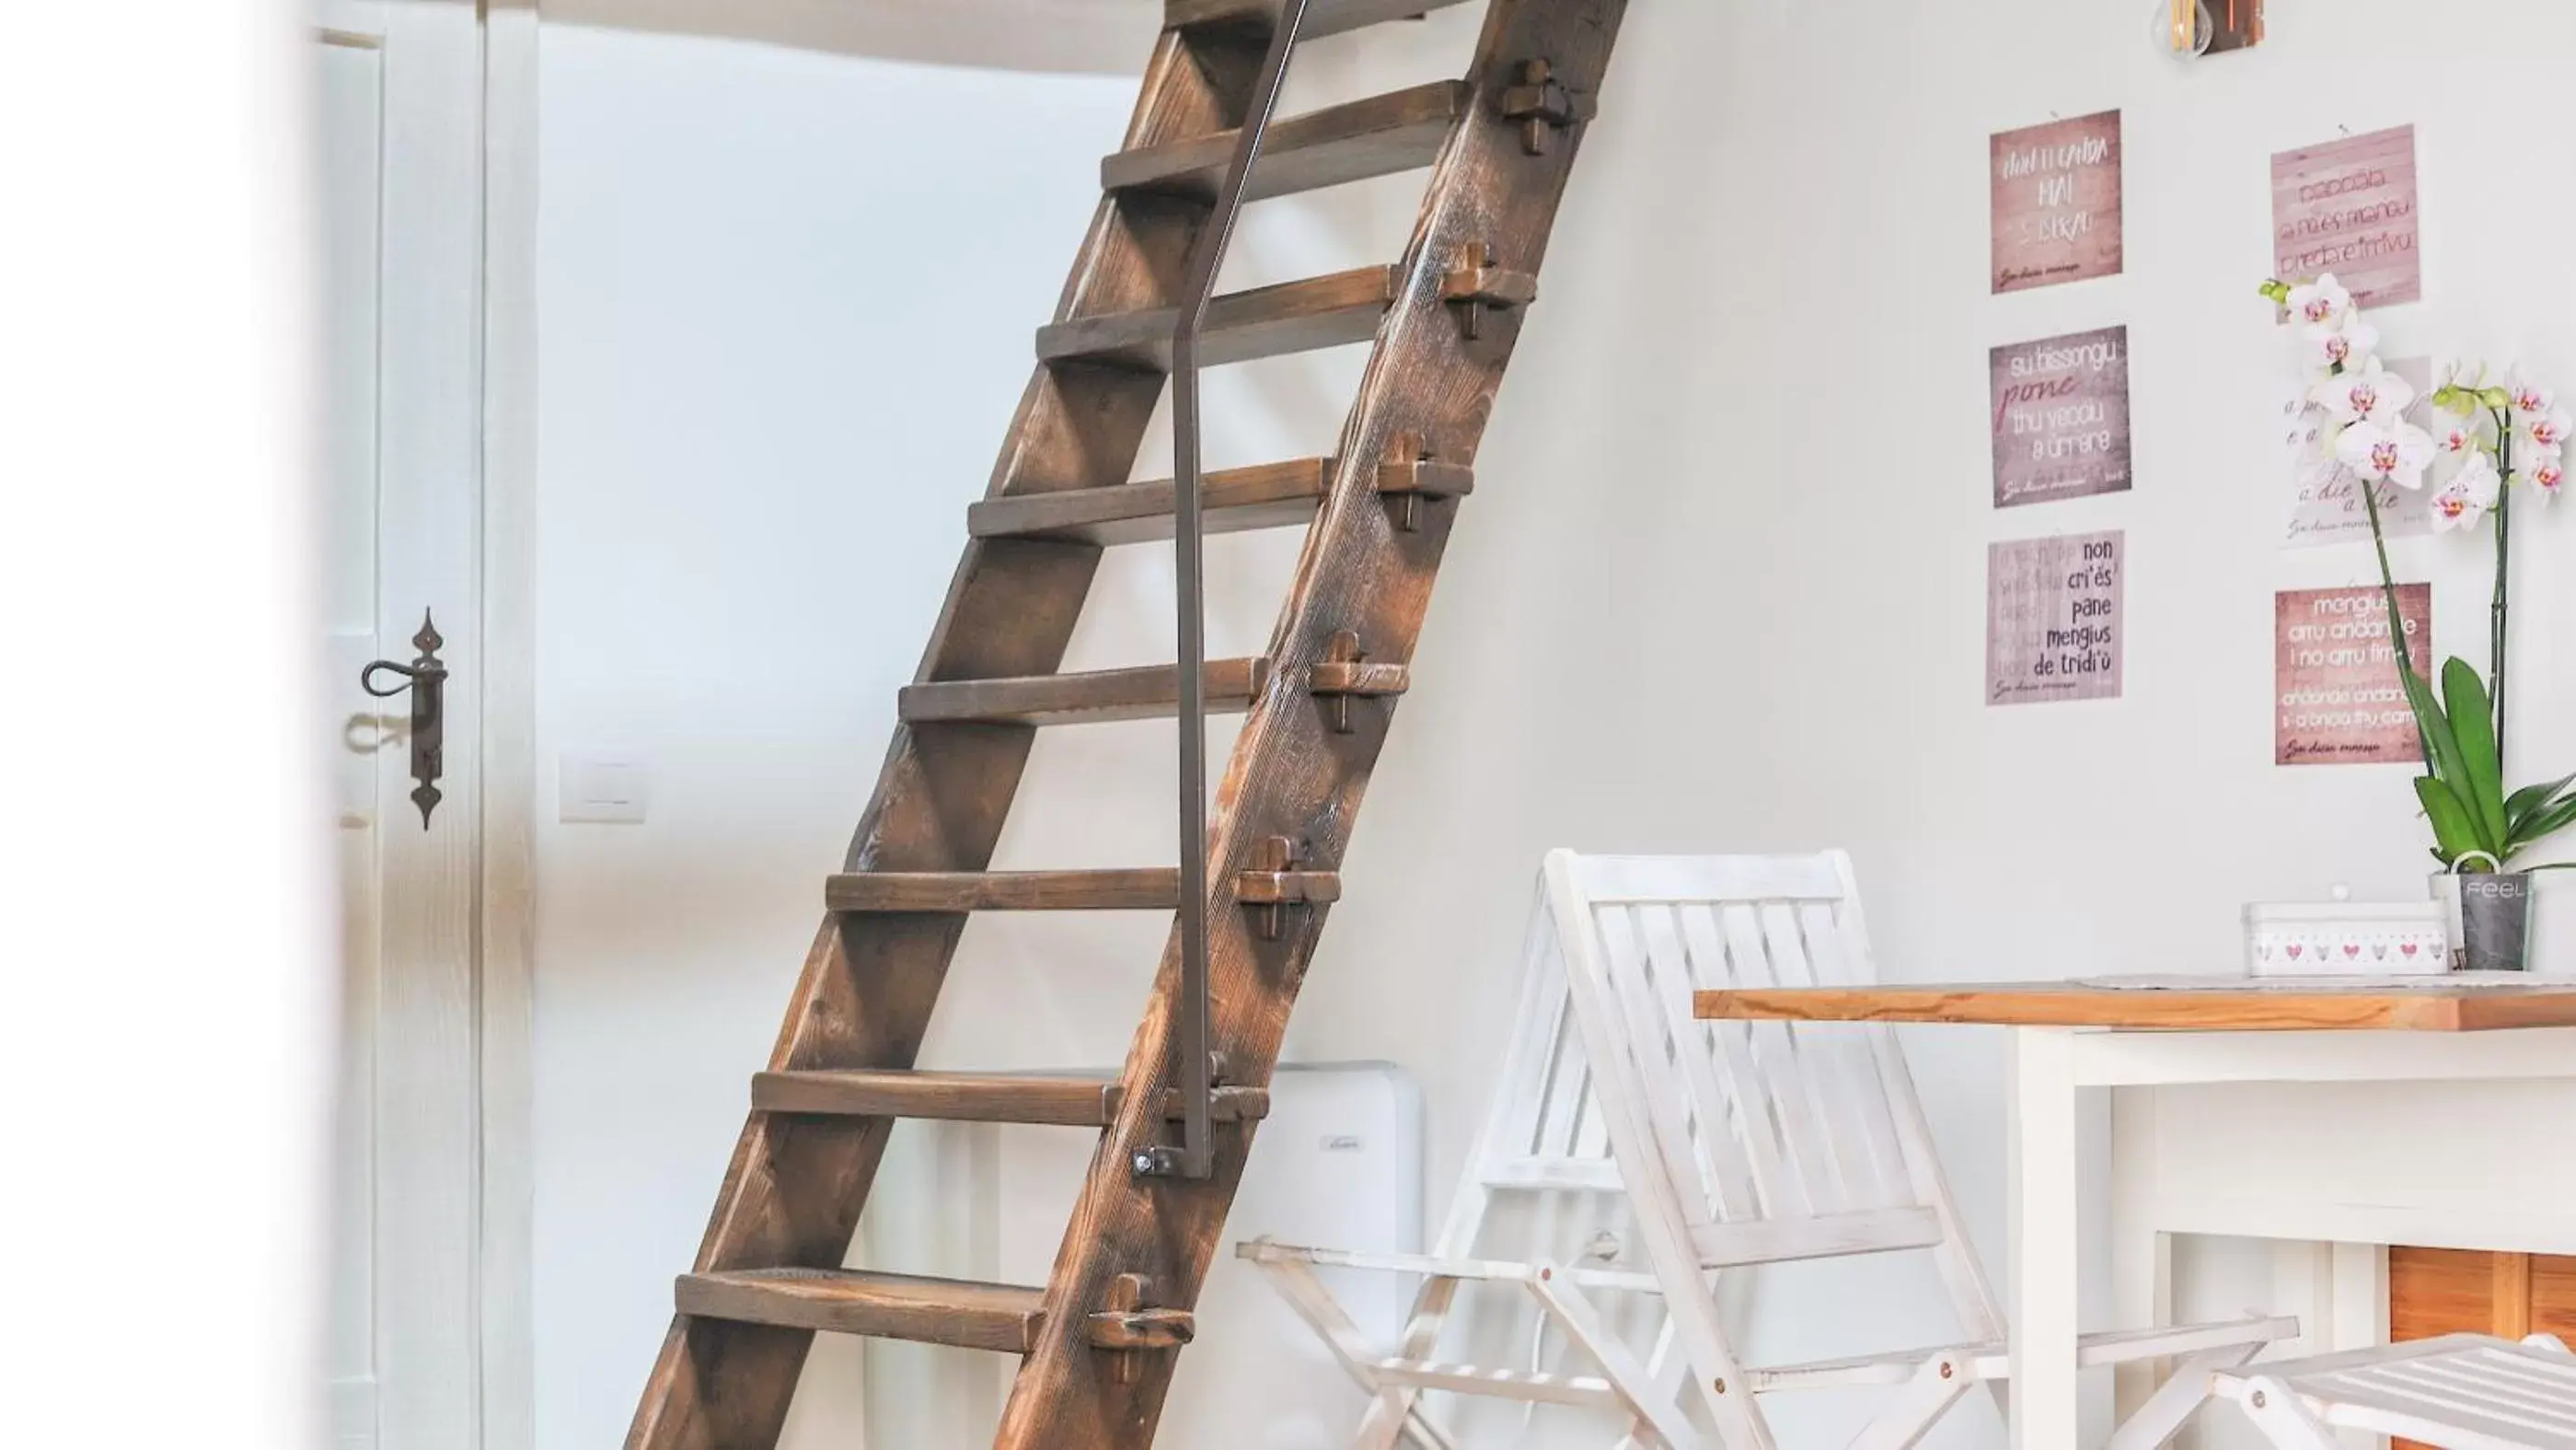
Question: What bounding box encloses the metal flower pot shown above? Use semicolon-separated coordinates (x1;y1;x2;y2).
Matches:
2458;872;2536;972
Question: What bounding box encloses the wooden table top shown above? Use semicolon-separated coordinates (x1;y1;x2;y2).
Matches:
1692;981;2576;1033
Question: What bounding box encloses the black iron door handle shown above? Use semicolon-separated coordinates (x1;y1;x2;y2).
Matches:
360;611;447;828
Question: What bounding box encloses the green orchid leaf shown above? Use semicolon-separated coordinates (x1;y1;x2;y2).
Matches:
2417;776;2486;865
2443;657;2510;851
2507;771;2576;835
2511;795;2576;853
2403;665;2473;788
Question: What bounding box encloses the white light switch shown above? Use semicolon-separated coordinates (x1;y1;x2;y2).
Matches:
560;754;651;824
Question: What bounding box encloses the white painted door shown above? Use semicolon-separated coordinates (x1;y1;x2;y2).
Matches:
320;4;490;1447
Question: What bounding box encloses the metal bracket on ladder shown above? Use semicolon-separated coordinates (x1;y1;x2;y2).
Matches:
1441;241;1538;342
1309;631;1410;733
1372;431;1475;532
1499;58;1597;156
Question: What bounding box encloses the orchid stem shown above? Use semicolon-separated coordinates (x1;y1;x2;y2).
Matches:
2360;472;2433;772
2492;406;2513;777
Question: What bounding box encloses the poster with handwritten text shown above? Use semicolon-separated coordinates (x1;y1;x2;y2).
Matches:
1991;326;2131;508
1986;530;2124;706
2275;584;2432;765
2271;125;2420;307
2283;355;2435;547
1992;110;2123;294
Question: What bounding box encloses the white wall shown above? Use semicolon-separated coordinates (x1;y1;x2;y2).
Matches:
533;1;2576;1445
6;5;335;1449
528;25;1141;1449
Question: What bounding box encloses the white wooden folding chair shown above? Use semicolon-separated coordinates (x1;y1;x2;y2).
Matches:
2217;1333;2576;1450
1241;887;1704;1449
1545;849;2299;1449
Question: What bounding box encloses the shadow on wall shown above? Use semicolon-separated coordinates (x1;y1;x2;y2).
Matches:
546;0;1160;75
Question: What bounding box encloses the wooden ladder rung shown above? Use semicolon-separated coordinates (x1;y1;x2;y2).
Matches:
676;1269;1048;1354
1036;267;1398;370
900;659;1269;726
826;869;1182;913
1165;0;1475;41
1103;82;1470;203
753;1070;1271;1127
968;459;1330;545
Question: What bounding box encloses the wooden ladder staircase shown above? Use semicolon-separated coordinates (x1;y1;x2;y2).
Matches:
625;0;1625;1444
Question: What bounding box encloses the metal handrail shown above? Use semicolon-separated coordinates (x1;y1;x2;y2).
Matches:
1161;0;1314;1181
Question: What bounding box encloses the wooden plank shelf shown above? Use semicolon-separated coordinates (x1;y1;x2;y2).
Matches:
1165;0;1478;41
753;1070;1270;1127
826;869;1183;914
1036;267;1399;370
1103;82;1469;202
676;1269;1048;1355
968;460;1331;546
899;659;1268;726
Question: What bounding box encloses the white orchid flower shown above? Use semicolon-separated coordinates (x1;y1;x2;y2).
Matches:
2432;452;2502;530
2437;358;2489;393
2311;359;2415;428
2287;275;2353;328
2522;404;2573;453
2305;317;2380;376
2336;417;2438;491
2507;366;2556;418
2434;420;2480;458
2523;450;2565;504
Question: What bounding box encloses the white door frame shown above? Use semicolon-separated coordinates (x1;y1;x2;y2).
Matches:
480;5;539;1450
325;3;537;1447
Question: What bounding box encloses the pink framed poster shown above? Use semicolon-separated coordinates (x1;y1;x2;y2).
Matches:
1992;110;2123;294
2275;584;2432;766
1987;530;2124;706
1992;326;2132;509
2271;125;2420;307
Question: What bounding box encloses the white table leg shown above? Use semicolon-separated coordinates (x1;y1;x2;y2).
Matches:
2109;1086;2172;1432
2011;1027;2082;1450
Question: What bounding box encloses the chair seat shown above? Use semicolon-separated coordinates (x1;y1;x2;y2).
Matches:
1753;1313;2298;1389
2215;1334;2576;1450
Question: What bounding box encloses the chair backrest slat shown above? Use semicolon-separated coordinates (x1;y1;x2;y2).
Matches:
1597;905;1740;1230
1717;899;1851;1216
1547;850;1975;1277
1673;902;1799;1217
1790;898;1915;1210
1633;904;1762;1223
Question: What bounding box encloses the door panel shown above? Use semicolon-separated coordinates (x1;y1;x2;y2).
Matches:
320;5;486;1447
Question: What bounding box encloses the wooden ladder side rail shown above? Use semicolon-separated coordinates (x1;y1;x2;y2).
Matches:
621;24;1279;1450
992;1;1628;1444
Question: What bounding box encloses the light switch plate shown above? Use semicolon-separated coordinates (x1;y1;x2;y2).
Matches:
560;754;650;824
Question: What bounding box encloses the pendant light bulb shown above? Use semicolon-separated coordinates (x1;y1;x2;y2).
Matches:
2150;0;2217;56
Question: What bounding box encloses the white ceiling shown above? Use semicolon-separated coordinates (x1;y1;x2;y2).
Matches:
545;0;1163;76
